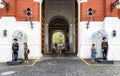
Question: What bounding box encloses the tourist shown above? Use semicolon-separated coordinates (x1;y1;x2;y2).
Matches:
91;44;97;63
24;42;29;64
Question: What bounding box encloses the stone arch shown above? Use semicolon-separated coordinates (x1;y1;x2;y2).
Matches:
52;30;65;49
52;30;66;43
48;16;69;53
49;15;69;26
41;0;79;55
52;30;65;37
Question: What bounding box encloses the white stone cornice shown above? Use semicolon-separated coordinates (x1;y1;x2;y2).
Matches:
77;0;80;3
34;0;43;3
40;0;43;3
80;0;88;3
38;0;86;3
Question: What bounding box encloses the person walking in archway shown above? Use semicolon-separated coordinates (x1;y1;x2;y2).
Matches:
55;42;57;51
66;41;70;52
101;37;108;60
12;38;19;61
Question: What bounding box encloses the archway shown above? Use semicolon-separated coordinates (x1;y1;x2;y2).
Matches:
48;16;69;54
52;31;65;46
12;30;27;59
52;31;65;53
41;0;78;55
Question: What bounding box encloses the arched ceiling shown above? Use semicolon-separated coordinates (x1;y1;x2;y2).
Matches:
49;18;68;27
45;0;75;24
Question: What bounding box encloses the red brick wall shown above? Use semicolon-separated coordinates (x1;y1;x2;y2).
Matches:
0;0;119;21
0;0;40;21
80;0;120;21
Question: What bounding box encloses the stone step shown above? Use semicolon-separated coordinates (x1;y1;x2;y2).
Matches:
6;59;24;65
95;58;114;64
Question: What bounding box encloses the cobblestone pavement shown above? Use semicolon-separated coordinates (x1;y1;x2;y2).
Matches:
0;54;120;76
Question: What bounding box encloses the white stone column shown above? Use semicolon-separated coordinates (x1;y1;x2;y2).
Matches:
45;24;49;52
69;23;75;53
69;24;73;52
72;23;75;53
39;0;43;55
77;0;81;56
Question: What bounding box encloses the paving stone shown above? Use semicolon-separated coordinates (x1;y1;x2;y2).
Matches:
0;54;120;76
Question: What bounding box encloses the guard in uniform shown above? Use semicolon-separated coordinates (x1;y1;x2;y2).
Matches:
12;38;19;61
